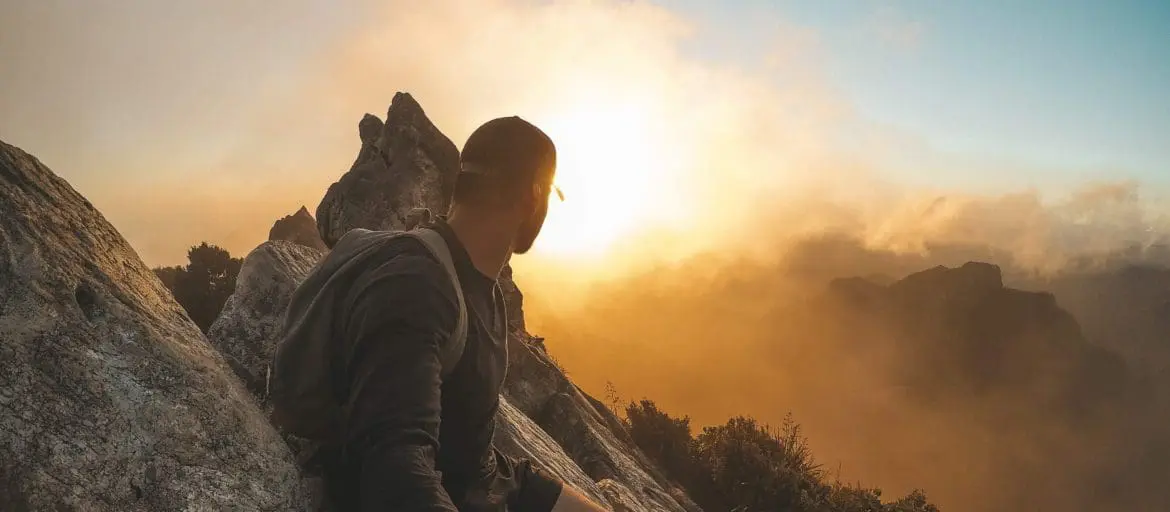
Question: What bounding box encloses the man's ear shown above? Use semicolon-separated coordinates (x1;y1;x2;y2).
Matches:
527;182;544;212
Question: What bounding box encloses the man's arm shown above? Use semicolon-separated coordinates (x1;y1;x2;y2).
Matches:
478;443;606;511
343;256;460;511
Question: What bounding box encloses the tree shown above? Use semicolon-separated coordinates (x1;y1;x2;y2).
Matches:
154;242;243;333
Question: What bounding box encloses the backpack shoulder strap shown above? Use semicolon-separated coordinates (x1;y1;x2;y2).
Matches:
407;228;468;379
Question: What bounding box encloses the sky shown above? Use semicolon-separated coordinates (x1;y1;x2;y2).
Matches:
0;0;1167;267
661;0;1170;188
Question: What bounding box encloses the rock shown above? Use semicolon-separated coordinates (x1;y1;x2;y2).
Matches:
500;264;526;333
0;140;308;510
504;332;694;512
269;206;328;251
316;92;460;248
493;395;608;506
207;240;324;396
358;113;383;145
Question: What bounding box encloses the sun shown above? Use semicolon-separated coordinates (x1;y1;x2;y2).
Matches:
531;101;683;258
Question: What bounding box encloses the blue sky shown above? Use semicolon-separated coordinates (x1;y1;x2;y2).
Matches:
663;0;1169;188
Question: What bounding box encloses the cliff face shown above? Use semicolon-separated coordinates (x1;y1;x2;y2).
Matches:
0;141;309;510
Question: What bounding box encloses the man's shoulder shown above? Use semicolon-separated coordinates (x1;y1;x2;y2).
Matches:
348;235;457;305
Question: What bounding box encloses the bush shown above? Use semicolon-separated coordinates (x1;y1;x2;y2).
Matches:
696;415;822;510
625;400;940;512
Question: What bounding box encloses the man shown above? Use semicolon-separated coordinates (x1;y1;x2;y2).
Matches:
288;116;606;511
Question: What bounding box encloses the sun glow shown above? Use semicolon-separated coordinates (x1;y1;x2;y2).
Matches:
531;100;685;258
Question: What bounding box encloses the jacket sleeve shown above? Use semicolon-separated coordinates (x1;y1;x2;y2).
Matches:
342;256;460;511
460;423;564;511
498;447;564;511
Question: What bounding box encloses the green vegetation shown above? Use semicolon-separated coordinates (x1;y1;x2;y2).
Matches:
153;242;243;332
624;400;939;512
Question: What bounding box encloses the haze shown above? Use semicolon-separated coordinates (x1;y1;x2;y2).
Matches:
3;1;1169;511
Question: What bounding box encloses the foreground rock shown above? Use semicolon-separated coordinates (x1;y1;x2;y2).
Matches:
494;396;609;505
207;240;325;395
503;331;697;512
270;206;328;251
0;141;308;510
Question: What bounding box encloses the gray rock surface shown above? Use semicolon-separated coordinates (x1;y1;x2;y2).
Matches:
207;240;324;396
316;92;460;248
0;140;309;511
504;332;696;512
493;395;608;505
269;206;328;251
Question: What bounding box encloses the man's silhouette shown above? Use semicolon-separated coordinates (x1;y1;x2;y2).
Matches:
276;116;605;511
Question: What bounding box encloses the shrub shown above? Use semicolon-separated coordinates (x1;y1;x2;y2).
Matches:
624;400;940;511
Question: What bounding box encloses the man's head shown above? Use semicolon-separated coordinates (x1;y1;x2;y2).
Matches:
451;116;558;254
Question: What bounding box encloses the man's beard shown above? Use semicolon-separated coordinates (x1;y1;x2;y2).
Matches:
512;212;546;255
513;226;538;254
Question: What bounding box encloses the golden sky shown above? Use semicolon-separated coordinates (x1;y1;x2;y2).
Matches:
1;0;1166;277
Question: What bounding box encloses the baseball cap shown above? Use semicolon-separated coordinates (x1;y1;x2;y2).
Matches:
459;116;564;201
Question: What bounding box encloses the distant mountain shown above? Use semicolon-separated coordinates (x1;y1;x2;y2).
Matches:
828;262;1130;415
268;206;327;251
1017;265;1170;375
822;262;1169;511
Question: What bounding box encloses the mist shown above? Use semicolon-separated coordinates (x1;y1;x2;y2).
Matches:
524;222;1170;511
4;1;1169;511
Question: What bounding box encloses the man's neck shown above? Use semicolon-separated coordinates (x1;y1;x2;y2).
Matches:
446;209;515;280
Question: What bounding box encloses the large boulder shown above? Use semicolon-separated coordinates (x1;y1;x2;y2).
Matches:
316;92;460;247
207;240;324;396
0;140;309;510
270;206;328;251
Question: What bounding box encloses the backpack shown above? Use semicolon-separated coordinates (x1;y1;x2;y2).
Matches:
267;226;468;442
